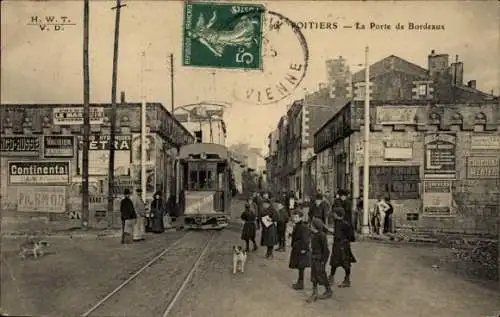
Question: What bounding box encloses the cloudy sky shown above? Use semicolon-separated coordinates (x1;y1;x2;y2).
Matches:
2;1;498;151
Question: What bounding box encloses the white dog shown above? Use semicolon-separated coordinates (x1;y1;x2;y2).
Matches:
232;245;247;274
19;238;49;260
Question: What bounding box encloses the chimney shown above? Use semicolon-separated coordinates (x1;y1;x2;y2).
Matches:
120;91;126;103
467;80;476;89
450;60;464;86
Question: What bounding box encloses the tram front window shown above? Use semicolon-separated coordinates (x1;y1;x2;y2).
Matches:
187;161;218;191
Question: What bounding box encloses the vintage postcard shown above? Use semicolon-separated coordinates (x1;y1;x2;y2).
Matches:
1;1;499;317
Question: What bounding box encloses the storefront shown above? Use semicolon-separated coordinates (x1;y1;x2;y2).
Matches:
0;103;193;226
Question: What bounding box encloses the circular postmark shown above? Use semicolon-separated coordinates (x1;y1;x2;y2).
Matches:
231;9;309;105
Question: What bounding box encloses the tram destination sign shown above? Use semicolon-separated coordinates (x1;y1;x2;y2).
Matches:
8;161;71;185
0;136;40;156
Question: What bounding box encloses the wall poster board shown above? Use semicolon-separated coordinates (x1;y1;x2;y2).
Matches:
359;165;420;199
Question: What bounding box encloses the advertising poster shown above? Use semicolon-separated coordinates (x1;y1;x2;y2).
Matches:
8;161;70;184
131;165;156;194
43;136;74;158
53;107;104;125
77;135;131;176
132;134;156;165
1;136;40;156
466;157;500;179
423;180;452;215
424;133;456;179
17;186;66;213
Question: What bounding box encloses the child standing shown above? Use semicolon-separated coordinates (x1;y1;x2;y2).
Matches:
307;218;333;302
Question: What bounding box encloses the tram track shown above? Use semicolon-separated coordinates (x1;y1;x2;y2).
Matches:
81;230;217;317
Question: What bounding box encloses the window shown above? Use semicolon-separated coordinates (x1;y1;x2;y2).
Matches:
417;84;427;97
185;161;218;190
194;130;202;143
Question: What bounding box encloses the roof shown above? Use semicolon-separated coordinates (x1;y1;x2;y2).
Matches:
352;55;429;82
178;143;230;160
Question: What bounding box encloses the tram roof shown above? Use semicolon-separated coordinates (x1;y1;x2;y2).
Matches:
178;143;230;160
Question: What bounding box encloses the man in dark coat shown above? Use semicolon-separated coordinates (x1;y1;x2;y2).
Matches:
120;189;137;244
328;206;357;288
339;189;355;242
252;192;263;230
276;201;290;252
308;193;329;224
260;198;279;258
241;201;258;252
289;210;310;290
307;218;333;302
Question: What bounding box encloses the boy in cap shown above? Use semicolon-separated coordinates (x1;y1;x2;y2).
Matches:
328;206;357;287
307;218;333;302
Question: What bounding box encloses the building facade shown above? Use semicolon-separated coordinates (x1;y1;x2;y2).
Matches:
174;102;227;145
0;100;193;226
313;50;499;233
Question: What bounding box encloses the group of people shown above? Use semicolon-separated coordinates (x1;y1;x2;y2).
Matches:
239;190;358;303
119;189;172;244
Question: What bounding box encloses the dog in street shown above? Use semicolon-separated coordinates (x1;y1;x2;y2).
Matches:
19;238;49;260
232;245;247;274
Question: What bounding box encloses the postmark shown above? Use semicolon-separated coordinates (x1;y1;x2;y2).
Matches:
183;2;264;69
231;10;309;105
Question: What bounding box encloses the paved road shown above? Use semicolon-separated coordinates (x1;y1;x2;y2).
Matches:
1;199;499;317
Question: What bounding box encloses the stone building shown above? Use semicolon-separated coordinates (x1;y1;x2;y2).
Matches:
313;50;499;233
0;96;193;226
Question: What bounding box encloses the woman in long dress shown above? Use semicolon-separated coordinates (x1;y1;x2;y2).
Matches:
132;189;146;241
150;191;165;233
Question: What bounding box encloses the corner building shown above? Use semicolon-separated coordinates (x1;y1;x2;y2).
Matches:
0;98;193;226
313;51;499;233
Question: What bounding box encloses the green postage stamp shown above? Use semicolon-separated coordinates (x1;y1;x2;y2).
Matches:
183;2;264;69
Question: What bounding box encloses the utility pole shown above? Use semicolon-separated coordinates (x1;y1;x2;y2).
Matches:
82;0;90;228
361;45;371;235
107;0;126;227
140;51;147;203
170;53;174;113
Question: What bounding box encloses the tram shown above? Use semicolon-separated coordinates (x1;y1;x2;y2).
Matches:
175;143;235;230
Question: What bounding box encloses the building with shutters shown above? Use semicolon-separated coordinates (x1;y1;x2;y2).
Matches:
312;50;499;233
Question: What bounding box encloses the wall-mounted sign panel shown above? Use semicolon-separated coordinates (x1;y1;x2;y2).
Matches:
0;136;40;156
8;161;70;184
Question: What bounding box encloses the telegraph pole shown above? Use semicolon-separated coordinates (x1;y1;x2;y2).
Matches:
361;45;371;235
108;0;126;227
82;0;90;228
170;53;174;113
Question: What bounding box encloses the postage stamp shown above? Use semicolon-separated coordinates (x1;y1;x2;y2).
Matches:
182;2;264;69
231;10;309;105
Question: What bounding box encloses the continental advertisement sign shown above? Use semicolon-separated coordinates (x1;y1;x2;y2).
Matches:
8;161;70;185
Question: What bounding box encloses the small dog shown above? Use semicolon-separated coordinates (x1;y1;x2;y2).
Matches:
232;245;247;274
19;238;49;260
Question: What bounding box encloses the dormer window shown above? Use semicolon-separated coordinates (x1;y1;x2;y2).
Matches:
417;84;427;97
412;80;434;100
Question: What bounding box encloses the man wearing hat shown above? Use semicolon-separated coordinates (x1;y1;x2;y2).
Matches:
308;193;329;224
119;189;137;244
328;206;357;287
307;218;332;302
339;189;355;242
288;210;310;290
259;198;279;258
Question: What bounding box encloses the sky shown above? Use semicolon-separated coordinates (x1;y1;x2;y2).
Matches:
2;1;498;152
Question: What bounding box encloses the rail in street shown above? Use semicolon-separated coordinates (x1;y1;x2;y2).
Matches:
81;231;216;317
